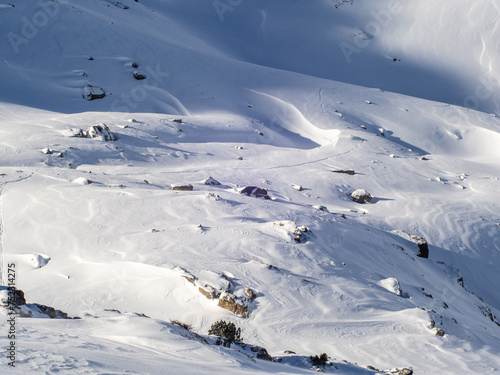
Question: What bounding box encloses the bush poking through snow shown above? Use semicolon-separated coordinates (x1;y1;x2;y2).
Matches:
208;320;242;347
310;353;329;367
170;320;193;331
170;184;193;191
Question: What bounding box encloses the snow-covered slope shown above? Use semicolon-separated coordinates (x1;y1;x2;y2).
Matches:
0;1;499;374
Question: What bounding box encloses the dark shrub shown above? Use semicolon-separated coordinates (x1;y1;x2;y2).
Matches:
208;320;242;347
310;353;329;367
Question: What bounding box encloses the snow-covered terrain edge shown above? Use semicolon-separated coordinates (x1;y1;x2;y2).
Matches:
0;1;499;374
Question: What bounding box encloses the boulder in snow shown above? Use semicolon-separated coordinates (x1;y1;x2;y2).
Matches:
30;254;51;268
333;169;356;175
351;189;373;203
203;177;221;185
83;85;106;101
72;177;90;185
133;71;146;80
238;186;270;199
377;277;402;297
86;123;117;141
410;235;429;258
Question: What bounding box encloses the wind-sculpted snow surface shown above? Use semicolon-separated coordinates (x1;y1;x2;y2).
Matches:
0;1;499;374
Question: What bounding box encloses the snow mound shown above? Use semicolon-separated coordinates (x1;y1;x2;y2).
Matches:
377;277;403;297
30;254;51;269
72;177;90;185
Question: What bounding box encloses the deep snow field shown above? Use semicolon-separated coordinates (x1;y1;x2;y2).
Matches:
0;1;499;374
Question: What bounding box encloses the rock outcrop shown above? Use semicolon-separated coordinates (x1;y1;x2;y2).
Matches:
0;286;72;319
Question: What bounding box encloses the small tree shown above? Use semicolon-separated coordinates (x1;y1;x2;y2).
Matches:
310;353;329;367
208;320;242;347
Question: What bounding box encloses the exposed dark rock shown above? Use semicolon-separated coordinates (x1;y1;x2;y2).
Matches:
111;1;129;9
218;294;249;318
83;85;105;100
435;329;445;336
0;287;26;307
333;169;356;175
239;186;270;199
245;288;256;300
1;286;71;319
293;226;310;243
410;235;429;258
131;62;139;69
397;368;413;375
171;184;193;191
32;304;68;319
247;344;273;361
133;71;146;80
198;286;220;300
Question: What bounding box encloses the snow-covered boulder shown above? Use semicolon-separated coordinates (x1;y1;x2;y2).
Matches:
203;177;221;185
30;254;51;268
377;277;403;297
351;189;373;203
72;177;90;185
86;123;116;141
83;85;106;101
